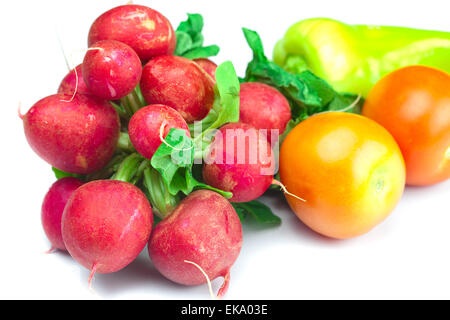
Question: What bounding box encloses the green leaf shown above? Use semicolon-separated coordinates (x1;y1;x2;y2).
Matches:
190;61;240;158
182;45;220;60
174;31;193;56
279;94;364;141
297;70;336;106
52;167;83;180
242;28;363;131
278;113;308;144
243;28;324;109
233;205;247;222
151;128;232;199
177;13;204;36
151;129;194;195
232;200;282;225
208;61;240;128
327;93;364;113
242;27;266;61
175;13;220;59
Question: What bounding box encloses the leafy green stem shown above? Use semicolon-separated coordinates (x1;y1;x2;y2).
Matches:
116;132;135;153
120;97;134;118
84;153;127;181
143;167;180;219
110;101;128;119
111;153;144;183
120;86;146;116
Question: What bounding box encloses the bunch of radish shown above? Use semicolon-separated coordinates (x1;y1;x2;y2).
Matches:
22;4;294;297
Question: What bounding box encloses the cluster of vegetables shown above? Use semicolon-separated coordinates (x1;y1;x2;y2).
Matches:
22;4;283;297
276;19;450;238
21;4;450;297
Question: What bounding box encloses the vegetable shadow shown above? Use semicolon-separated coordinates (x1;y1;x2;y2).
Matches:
79;248;176;297
258;190;342;245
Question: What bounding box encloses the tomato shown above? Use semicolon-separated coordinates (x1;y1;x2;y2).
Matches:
363;66;450;186
279;112;405;239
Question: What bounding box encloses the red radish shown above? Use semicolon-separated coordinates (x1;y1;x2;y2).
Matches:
57;64;90;96
82;40;142;100
148;190;242;297
62;180;153;279
203;122;275;203
23;94;120;174
140;55;215;123
129;104;190;160
41;177;84;251
239;82;291;142
194;58;217;81
88;4;176;62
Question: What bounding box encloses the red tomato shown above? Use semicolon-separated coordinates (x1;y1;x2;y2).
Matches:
363;66;450;186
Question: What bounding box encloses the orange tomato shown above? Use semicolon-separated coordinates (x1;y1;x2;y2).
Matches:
363;66;450;186
279;112;405;239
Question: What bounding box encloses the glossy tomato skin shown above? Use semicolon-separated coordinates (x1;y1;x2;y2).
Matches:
280;112;406;239
363;66;450;186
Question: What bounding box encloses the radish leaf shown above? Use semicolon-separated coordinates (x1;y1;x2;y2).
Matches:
175;13;220;59
232;200;281;225
151;129;232;199
51;167;83;180
242;28;364;131
190;61;240;159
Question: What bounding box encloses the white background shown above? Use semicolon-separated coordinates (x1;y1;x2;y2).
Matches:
1;0;449;300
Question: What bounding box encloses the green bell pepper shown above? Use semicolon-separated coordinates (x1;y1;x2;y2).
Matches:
274;18;450;96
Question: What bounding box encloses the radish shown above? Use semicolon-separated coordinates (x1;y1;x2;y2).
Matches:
202;122;275;203
128;104;190;160
140;55;215;123
88;4;176;62
22;94;120;174
41;177;84;252
239;82;291;142
82;40;142;100
148;190;242;297
62;180;153;281
57;64;90;96
194;58;217;81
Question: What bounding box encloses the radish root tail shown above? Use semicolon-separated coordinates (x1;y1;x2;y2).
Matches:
184;260;217;300
61;66;79;103
217;271;231;298
43;247;56;254
60;47;105;104
55;26;71;71
88;263;98;295
18;102;24;120
86;47;105;53
272;179;306;202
